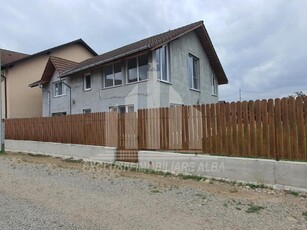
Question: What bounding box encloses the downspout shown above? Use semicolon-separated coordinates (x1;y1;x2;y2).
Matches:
60;80;71;115
39;84;51;117
0;74;7;119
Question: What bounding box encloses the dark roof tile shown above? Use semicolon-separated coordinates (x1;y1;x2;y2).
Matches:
0;49;29;66
61;21;228;84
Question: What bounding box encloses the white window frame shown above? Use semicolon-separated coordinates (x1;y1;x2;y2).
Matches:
126;54;149;84
103;62;123;88
84;73;92;91
109;105;134;113
156;45;170;83
211;72;218;96
53;81;66;97
188;54;200;91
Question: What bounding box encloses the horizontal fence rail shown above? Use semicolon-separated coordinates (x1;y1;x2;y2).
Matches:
5;96;307;161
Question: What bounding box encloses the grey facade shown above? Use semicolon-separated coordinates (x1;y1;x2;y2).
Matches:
42;31;220;116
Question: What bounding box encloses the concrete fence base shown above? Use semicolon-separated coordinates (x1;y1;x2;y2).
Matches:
4;140;307;191
5;140;116;163
138;151;307;191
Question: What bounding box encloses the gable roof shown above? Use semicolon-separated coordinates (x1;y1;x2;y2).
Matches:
29;56;79;88
61;21;228;85
2;39;97;69
0;49;29;66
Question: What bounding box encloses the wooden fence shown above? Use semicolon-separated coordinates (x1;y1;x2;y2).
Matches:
5;96;307;161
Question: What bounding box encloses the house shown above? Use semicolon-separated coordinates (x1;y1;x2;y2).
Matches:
1;49;29;118
1;39;97;118
33;21;228;116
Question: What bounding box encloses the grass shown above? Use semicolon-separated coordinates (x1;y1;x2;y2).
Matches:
286;190;299;197
223;202;229;208
303;211;307;221
177;174;204;181
27;153;49;158
246;204;265;214
63;157;84;163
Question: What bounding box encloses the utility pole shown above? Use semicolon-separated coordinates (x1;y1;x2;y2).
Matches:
0;49;4;153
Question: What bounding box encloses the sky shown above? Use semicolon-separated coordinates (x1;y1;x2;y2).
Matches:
1;0;306;102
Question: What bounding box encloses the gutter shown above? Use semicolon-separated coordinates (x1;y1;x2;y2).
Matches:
60;45;151;78
1;74;8;119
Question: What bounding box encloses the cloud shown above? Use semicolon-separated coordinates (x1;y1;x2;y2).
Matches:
1;0;306;102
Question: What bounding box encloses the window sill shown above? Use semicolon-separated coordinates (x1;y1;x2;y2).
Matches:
53;94;66;98
158;79;172;85
211;93;218;97
84;88;92;92
102;84;122;90
189;88;200;93
125;79;148;86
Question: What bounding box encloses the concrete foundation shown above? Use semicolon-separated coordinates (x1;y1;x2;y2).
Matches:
5;140;116;163
138;151;307;190
5;140;307;191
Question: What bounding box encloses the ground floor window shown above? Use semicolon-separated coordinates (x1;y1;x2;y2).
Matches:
83;109;91;114
109;105;134;113
52;112;67;116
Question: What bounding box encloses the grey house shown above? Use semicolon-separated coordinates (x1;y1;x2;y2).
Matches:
31;21;228;116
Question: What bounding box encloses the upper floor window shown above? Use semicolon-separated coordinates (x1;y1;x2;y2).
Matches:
127;53;148;83
188;54;200;90
103;62;122;88
156;45;170;82
53;81;66;97
84;73;91;91
211;72;218;95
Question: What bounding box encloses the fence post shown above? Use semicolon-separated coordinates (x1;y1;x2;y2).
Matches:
138;109;146;149
182;106;189;150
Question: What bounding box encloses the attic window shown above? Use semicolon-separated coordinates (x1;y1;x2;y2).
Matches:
156;45;170;82
84;73;91;91
211;72;218;95
188;54;200;90
127;53;148;83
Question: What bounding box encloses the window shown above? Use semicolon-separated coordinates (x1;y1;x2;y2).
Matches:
188;54;200;90
103;62;122;88
211;72;218;95
53;81;66;97
156;45;170;82
83;109;91;114
52;112;66;116
84;73;91;91
109;105;134;113
127;54;148;83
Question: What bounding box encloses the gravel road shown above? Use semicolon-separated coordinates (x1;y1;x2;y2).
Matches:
0;152;306;230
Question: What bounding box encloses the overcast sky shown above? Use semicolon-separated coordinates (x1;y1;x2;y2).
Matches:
1;0;306;102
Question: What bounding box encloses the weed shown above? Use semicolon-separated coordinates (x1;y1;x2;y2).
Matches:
246;204;265;214
302;211;307;220
301;195;307;199
245;183;266;189
286;190;299;196
151;189;162;194
63;157;84;163
223;202;229;208
235;207;241;210
27;153;48;158
178;174;203;181
195;193;207;200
